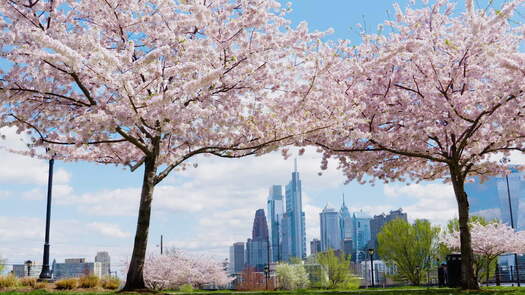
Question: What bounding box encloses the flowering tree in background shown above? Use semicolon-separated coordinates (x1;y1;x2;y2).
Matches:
275;263;310;290
0;0;329;290
137;251;231;290
307;0;525;289
441;221;525;283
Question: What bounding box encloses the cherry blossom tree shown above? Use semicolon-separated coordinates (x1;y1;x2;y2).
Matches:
441;221;524;283
307;0;525;289
128;250;232;290
0;0;329;290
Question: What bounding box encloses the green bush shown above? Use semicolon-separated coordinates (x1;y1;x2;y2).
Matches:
19;277;37;288
55;278;78;290
0;275;19;288
78;275;99;288
100;276;121;290
178;283;194;292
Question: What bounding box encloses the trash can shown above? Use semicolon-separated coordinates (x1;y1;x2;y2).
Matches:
446;254;462;287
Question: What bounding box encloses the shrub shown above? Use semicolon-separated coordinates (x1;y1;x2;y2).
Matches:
34;282;47;289
0;275;19;288
55;278;78;290
275;263;310;290
19;277;37;288
317;249;359;289
78;275;99;288
178;283;194;292
100;276;121;290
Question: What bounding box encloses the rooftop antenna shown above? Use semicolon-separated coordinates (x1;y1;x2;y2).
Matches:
342;193;346;206
294;158;297;172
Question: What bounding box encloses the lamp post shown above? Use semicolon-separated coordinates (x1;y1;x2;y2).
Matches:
368;248;375;288
25;260;33;277
264;265;269;290
505;173;520;287
38;155;54;281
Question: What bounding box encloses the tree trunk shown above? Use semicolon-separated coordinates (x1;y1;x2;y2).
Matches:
122;157;157;291
449;166;479;290
486;260;490;286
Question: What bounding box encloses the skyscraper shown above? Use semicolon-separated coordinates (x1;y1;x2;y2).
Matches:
283;159;307;260
267;185;284;262
343;239;353;258
340;194;352;240
465;168;525;268
280;214;291;261
246;209;270;272
320;205;342;251
466;167;525;230
310;239;321;255
229;242;245;275
352;210;371;262
369;209;407;258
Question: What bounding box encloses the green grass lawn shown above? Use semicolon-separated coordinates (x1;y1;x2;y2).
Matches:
4;287;525;295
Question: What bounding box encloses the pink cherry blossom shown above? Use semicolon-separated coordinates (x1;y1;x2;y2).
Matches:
441;222;523;258
441;222;524;282
142;251;232;290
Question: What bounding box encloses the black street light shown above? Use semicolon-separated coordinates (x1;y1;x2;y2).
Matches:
38;156;54;281
25;260;33;277
368;248;375;288
505;173;520;287
160;235;163;255
264;265;270;290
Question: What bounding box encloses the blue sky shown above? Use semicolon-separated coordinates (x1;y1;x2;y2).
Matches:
0;0;520;275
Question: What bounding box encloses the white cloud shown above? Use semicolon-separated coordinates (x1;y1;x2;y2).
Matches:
0;127;71;186
384;183;454;199
384;183;458;225
56;188;140;216
0;216;133;269
87;222;131;239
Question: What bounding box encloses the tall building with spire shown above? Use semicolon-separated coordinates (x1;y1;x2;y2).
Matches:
340;194;352;241
267;185;284;262
282;159;307;260
246;209;270;272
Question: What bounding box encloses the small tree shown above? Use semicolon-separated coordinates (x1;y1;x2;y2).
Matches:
441;221;524;283
378;219;440;286
316;249;355;289
308;0;525;289
275;263;310;290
